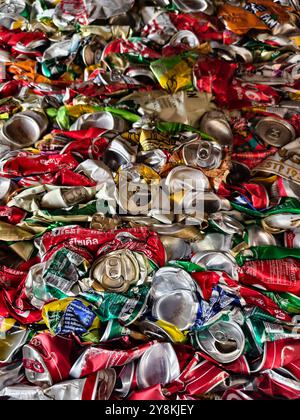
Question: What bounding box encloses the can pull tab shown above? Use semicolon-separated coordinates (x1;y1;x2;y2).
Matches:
105;257;122;279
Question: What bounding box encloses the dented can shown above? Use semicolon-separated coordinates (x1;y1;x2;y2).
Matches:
255;117;296;147
194;320;245;364
136;343;180;389
182;139;223;170
0;111;48;149
152;290;199;331
22;333;79;387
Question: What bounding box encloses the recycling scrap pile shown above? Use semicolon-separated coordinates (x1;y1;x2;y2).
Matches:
3;0;300;401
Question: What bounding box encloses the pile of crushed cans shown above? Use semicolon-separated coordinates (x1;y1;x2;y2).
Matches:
2;0;300;401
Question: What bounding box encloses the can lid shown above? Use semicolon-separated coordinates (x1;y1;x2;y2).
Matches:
91;250;140;293
195;320;245;364
183;140;223;170
255;117;296;147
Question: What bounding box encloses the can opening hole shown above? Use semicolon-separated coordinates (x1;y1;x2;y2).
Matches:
215;339;238;354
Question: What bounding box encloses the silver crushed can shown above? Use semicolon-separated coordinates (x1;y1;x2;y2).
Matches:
136;343;180;389
200;111;233;146
255;116;296;147
0;111;48;149
194;320;245;364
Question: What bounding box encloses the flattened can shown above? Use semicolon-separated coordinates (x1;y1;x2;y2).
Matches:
22;333;79;387
90;250;142;293
182;139;223;170
151;267;197;299
200;111;233;146
0;111;48;149
255;117;296;147
71;111;128;132
136;343;180;389
192;251;239;280
152;290;199;331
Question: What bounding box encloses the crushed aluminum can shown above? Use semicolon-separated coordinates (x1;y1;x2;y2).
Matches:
285;230;300;248
167;30;200;51
137;149;168;173
103;137;137;172
192;233;233;253
255;116;296;147
1;369;117;400
165;166;211;199
160;236;191;260
194;320;245;364
0;362;24;392
199;111;233;146
0;111;48;149
192;251;239;280
136;343;180;389
70;341;156;379
3;0;300;402
262;214;300;233
90;250;147;293
253;138;300;184
0;385;51;400
40;187;94;209
0;0;27;15
247;225;277;247
209;212;244;235
182;139;223;170
0;328;29;364
138;320;175;342
151;267;197;299
271;177;300;201
226;162;251;185
147;223;204;240
114;361;135;398
70;111;128;132
45;369;117;400
152;290;199;331
22;333;79;387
